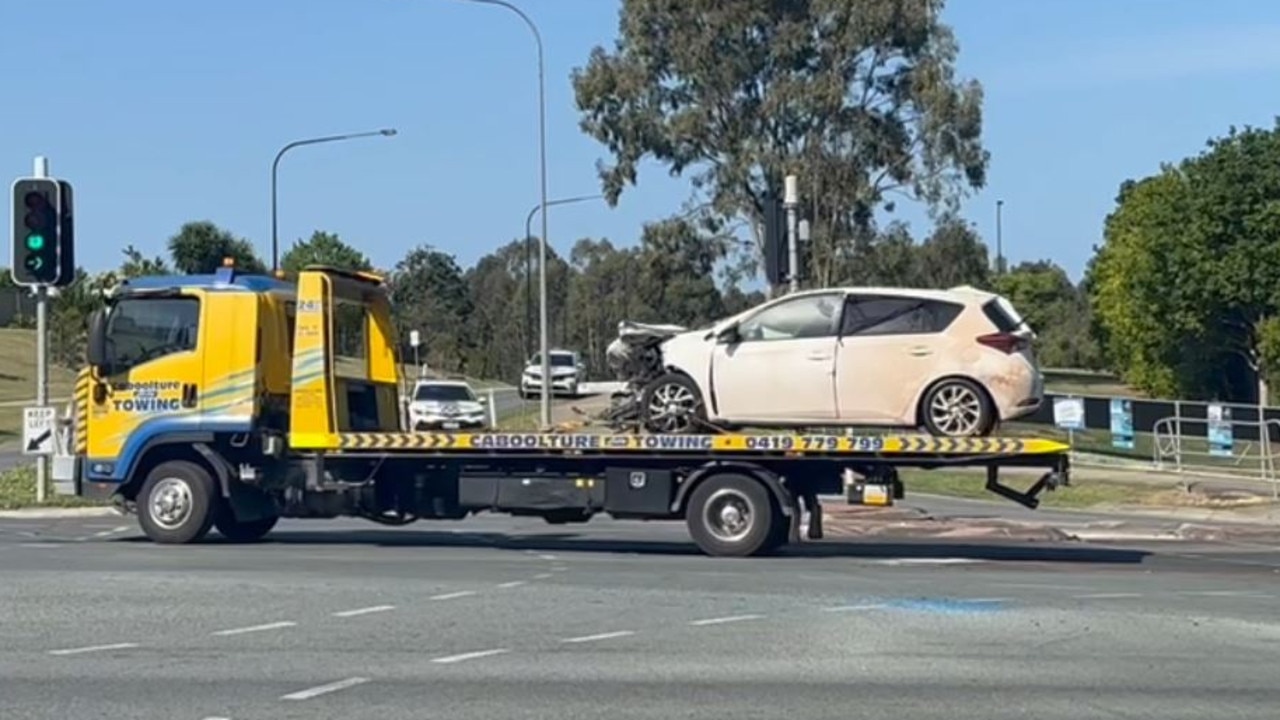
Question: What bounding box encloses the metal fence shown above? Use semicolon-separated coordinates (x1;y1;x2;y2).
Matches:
1018;392;1280;493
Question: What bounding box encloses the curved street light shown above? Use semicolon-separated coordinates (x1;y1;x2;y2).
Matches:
522;194;603;357
454;0;553;428
270;128;398;272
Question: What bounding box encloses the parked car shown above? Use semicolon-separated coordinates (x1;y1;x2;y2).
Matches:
520;349;585;398
603;285;1043;437
407;379;489;431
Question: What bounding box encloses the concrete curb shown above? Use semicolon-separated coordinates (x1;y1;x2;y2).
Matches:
0;507;119;519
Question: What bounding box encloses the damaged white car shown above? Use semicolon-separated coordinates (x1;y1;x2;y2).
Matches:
601;286;1044;437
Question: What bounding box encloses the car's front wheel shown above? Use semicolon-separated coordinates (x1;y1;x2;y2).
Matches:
921;378;995;437
640;373;707;434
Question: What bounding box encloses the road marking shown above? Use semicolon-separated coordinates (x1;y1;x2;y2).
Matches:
431;648;510;664
550;565;568;572
965;597;1012;603
92;526;131;538
689;614;764;627
1073;593;1142;599
822;603;887;612
561;630;635;644
536;553;557;560
533;573;553;580
332;605;395;618
1177;590;1274;598
280;676;370;701
19;542;61;548
496;580;527;589
873;558;983;566
212;621;297;636
49;642;139;656
430;591;477;601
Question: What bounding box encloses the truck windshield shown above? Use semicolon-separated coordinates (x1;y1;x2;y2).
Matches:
104;296;200;373
414;384;474;402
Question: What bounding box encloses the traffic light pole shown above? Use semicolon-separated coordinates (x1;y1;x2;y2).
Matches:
32;156;49;504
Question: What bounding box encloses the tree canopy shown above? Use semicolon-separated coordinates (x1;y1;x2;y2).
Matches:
1087;121;1280;403
572;0;988;289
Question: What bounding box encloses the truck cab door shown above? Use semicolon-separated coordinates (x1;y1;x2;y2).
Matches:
85;295;205;465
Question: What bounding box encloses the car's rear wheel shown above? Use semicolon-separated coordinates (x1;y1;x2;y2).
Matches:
640;373;706;434
921;378;995;437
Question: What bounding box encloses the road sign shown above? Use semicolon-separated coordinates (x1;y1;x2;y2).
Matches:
22;406;56;455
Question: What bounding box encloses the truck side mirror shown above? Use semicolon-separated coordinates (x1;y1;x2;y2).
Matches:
86;309;108;369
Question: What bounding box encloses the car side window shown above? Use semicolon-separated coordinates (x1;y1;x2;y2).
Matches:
842;296;963;337
105;297;200;372
738;293;842;342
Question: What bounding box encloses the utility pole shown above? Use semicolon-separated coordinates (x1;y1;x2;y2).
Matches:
784;174;799;293
32;157;49;503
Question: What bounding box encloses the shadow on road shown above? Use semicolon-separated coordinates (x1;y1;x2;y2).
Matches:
118;528;1153;565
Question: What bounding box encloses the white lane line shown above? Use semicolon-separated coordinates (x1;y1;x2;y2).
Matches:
1073;593;1143;599
821;603;887;612
561;630;635;644
431;648;510;664
211;621;297;637
201;716;232;720
965;597;1012;603
536;553;557;560
49;642;140;656
550;565;569;572
332;605;395;618
689;614;764;627
1177;590;1275;598
92;526;131;538
280;676;370;701
532;573;553;580
496;580;527;589
19;542;61;548
429;590;477;601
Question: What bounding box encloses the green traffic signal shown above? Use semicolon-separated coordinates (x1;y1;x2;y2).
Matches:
25;233;45;251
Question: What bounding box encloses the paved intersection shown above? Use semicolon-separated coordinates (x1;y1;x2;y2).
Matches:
1;512;1278;720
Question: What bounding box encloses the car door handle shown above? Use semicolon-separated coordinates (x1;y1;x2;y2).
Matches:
807;352;832;361
908;346;932;357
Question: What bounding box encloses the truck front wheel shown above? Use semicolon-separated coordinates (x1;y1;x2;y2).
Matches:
214;514;279;542
137;460;217;544
685;473;778;557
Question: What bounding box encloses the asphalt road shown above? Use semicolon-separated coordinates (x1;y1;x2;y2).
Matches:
1;512;1278;720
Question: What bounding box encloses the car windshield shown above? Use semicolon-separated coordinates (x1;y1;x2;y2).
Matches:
414;384;474;402
531;353;576;367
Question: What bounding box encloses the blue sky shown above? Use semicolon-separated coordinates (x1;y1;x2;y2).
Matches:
3;0;1279;283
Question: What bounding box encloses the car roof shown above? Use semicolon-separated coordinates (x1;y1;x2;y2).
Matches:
414;379;471;388
789;285;997;304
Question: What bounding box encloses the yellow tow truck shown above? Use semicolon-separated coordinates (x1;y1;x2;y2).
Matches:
52;263;1071;556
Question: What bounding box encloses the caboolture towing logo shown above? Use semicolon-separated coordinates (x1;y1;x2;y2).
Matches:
111;380;184;413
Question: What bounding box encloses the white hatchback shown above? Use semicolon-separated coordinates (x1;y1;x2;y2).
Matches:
621;286;1043;437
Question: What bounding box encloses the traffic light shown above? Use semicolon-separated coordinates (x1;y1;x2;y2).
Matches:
10;177;73;287
762;191;788;287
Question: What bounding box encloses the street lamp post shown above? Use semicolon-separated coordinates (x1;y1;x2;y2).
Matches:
995;199;1004;276
271;128;398;272
522;194;603;358
456;0;552;428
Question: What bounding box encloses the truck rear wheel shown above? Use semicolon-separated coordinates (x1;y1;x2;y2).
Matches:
685;473;777;557
137;460;217;544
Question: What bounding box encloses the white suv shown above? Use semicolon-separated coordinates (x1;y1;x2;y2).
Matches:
520;349;584;398
407;379;489;431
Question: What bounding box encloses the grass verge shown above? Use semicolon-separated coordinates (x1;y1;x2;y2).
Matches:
900;468;1274;511
0;464;106;510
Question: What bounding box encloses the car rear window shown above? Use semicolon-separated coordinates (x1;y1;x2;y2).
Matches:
842;296;964;336
981;297;1026;333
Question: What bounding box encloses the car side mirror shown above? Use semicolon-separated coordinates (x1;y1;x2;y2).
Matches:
477;395;489;405
86;308;108;370
715;324;740;345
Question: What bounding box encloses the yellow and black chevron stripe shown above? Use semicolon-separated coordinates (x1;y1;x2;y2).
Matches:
73;369;91;455
333;432;1069;456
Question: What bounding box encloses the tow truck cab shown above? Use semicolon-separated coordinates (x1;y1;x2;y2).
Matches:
67;264;400;517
